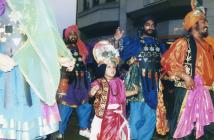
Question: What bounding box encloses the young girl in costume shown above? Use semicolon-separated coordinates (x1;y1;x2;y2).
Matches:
89;40;130;140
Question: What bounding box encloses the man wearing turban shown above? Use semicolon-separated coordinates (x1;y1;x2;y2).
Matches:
56;25;92;139
161;1;214;139
115;16;167;140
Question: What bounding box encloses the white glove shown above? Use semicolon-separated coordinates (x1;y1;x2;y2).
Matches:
0;53;16;72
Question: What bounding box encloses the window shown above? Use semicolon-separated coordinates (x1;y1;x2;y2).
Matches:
83;0;90;10
93;0;99;6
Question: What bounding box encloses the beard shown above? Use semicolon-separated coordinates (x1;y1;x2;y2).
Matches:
196;24;209;38
200;30;208;38
142;29;156;37
67;37;77;44
200;32;208;38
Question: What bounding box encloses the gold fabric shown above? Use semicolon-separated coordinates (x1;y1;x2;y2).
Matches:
205;36;214;50
161;37;214;86
94;78;109;118
156;82;169;135
183;11;205;31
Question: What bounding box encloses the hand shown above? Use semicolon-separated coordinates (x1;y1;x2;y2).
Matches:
90;85;99;96
57;93;65;98
0;53;16;72
114;27;124;41
56;93;65;102
98;60;105;66
132;84;139;95
66;65;75;72
127;57;136;65
183;75;195;89
59;57;76;71
126;84;139;97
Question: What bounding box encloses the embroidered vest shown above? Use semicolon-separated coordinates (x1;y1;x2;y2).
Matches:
174;35;197;88
94;78;109;118
137;37;161;71
137;37;162;109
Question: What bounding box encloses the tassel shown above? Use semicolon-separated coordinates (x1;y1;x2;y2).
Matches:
148;70;152;79
191;0;205;13
142;68;146;77
156;81;169;135
191;0;197;11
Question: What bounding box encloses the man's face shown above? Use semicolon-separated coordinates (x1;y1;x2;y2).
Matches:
143;19;156;37
195;19;209;38
68;30;78;43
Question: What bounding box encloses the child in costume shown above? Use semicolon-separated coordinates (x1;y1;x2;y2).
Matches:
89;40;130;140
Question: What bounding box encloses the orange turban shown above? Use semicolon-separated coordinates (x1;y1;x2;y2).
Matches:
183;10;205;31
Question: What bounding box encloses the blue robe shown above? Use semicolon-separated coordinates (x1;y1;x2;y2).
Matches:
0;5;58;140
121;35;166;140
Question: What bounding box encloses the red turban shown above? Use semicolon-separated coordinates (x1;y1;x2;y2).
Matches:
64;25;88;63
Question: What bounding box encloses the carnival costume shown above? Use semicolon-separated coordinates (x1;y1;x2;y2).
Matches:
57;25;92;137
161;1;214;139
120;30;166;140
90;40;130;140
0;0;73;139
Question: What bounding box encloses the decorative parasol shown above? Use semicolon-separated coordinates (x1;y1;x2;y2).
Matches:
93;40;120;65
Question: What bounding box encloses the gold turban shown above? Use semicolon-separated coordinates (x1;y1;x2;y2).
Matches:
183;10;205;31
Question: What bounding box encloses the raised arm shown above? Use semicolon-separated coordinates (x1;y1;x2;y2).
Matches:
89;80;101;97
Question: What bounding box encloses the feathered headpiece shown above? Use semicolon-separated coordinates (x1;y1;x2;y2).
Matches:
191;0;205;13
93;40;120;65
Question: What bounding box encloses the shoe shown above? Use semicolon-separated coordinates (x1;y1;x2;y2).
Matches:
56;133;64;140
79;128;90;138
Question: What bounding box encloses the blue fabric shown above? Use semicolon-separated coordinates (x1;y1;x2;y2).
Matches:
122;35;165;140
0;66;47;140
58;103;92;134
129;102;156;140
1;44;51;139
122;36;166;109
139;36;166;51
8;0;73;105
159;41;167;54
120;36;167;61
139;37;165;109
141;74;158;109
58;104;73;134
77;103;92;129
120;36;141;61
0;23;49;139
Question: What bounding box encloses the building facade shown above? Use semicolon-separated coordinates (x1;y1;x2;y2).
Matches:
77;0;214;43
204;0;214;36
